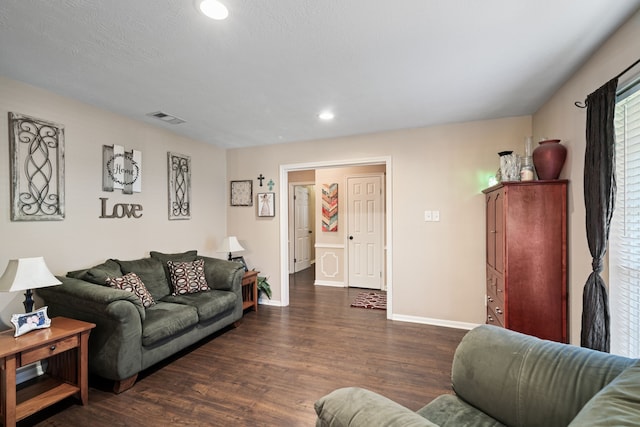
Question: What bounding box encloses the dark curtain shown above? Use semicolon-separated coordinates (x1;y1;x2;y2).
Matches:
581;78;618;352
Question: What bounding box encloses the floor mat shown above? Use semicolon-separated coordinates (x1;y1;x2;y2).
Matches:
350;291;386;310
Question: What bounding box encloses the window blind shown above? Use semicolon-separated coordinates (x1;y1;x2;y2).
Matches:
611;79;640;357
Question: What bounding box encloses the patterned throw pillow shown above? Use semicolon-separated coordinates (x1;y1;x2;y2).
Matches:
106;272;156;308
167;259;210;295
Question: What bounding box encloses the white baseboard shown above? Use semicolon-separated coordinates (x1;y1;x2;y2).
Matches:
391;314;479;331
16;361;47;384
258;298;282;307
314;281;346;287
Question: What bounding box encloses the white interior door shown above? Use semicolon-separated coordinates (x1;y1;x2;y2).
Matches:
294;186;311;272
347;175;383;289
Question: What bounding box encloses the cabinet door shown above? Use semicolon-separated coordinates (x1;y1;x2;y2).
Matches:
486;194;496;269
494;190;504;273
486;189;504;271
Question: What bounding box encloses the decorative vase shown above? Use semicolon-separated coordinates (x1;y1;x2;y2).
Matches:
532;139;566;180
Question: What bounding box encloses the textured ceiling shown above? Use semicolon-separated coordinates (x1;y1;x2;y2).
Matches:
1;1;639;148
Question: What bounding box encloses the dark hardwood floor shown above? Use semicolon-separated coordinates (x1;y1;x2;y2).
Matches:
23;268;469;426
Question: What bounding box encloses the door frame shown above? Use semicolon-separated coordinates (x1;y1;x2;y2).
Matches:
279;156;393;320
288;181;315;273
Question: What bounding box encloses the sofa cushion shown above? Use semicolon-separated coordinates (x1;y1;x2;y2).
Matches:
161;289;236;322
67;259;122;286
150;250;198;284
116;257;171;300
315;387;438;427
417;394;506;427
167;259;210;295
142;302;199;346
568;360;640;426
106;272;156;308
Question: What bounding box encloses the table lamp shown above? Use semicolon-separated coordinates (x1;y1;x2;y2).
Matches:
0;257;62;313
219;236;245;260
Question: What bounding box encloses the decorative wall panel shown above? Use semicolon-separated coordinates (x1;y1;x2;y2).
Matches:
168;152;191;220
9;112;65;221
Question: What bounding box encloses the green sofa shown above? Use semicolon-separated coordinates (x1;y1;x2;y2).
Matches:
38;250;244;393
315;325;640;426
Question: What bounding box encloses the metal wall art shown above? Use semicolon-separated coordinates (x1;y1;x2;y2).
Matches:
9;112;65;221
103;145;142;194
168;152;191;220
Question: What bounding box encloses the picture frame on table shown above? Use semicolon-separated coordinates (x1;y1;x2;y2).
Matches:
11;306;51;337
230;256;248;272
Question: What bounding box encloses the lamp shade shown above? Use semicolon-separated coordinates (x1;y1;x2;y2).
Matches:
219;236;245;254
0;257;62;292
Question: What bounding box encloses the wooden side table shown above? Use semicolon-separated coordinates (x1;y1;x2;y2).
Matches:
241;270;259;312
0;316;95;427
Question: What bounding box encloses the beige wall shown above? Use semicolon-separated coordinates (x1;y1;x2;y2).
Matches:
533;10;640;344
227;115;532;326
0;76;228;329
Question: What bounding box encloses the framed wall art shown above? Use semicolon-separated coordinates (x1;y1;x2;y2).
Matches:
9;112;65;221
230;180;253;206
168;152;191;220
103;144;142;194
257;192;275;217
322;183;338;232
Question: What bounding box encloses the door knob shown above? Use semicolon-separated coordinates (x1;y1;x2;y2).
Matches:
349;236;354;240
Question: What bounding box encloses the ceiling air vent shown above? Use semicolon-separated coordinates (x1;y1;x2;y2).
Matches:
146;111;186;125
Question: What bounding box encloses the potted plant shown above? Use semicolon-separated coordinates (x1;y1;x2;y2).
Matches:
257;276;272;300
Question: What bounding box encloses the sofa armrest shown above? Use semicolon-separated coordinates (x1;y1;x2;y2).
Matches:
38;276;144;381
315;387;438;427
198;256;244;292
451;325;636;427
39;276;146;321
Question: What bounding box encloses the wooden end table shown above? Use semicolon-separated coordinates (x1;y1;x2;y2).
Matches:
241;270;259;312
0;316;95;427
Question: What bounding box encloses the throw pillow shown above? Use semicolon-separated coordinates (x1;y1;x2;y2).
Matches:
116;257;171;300
106;272;156;308
149;250;198;285
167;259;210;295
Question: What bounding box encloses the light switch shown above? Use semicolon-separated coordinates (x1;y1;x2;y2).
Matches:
433;211;440;221
424;210;432;221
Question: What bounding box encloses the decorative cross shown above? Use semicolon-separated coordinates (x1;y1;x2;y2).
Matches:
257;174;265;186
267;179;275;191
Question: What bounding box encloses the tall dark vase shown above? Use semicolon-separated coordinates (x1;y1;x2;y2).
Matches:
533;139;567;180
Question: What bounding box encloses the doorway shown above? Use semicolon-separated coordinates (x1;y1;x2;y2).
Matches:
293;184;313;273
279;157;393;319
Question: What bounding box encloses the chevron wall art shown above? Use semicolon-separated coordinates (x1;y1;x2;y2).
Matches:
322;183;338;232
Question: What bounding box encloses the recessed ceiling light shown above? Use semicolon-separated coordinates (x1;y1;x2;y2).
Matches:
198;0;229;20
318;111;335;121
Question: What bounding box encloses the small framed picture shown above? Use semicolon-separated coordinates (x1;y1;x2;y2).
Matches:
11;306;51;337
230;256;248;272
257;192;275;217
230;180;253;206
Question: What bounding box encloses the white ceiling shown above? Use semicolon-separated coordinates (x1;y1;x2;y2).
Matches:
1;1;639;149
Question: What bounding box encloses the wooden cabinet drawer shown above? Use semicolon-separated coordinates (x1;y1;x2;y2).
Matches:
20;335;78;366
487;295;506;326
487;306;504;328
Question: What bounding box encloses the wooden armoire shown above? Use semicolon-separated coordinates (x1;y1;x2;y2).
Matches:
483;180;568;343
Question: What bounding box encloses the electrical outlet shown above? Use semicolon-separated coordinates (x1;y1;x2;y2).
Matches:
424;210;432;221
433;210;440;221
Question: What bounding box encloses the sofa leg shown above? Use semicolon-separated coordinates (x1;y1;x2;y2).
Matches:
113;374;138;394
233;319;242;328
